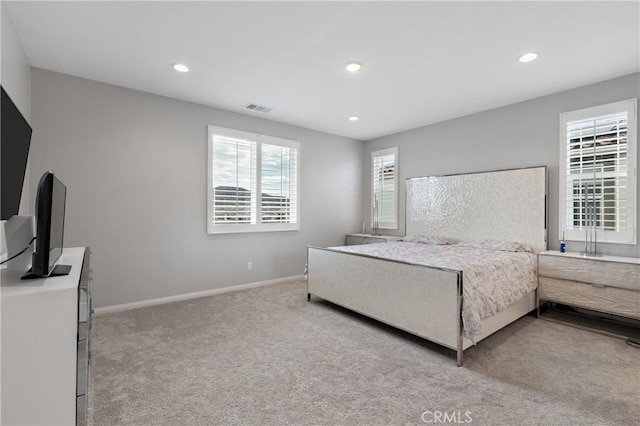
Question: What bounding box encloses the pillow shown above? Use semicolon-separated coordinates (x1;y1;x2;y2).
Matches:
401;235;457;245
456;239;533;253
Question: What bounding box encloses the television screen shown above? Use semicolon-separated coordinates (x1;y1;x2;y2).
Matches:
23;171;70;279
1;86;32;220
48;174;66;272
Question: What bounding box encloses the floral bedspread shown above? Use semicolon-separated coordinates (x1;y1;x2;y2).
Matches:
329;241;537;340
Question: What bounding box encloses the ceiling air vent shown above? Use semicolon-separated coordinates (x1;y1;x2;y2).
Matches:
244;103;273;113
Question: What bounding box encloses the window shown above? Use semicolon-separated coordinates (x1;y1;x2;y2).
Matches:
559;99;637;244
208;126;300;234
372;147;398;230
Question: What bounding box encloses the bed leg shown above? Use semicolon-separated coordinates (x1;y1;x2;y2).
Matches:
457;276;464;367
535;287;540;318
307;293;311;302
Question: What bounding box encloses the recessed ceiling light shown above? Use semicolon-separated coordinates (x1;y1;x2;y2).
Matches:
348;116;359;121
172;63;190;73
345;62;363;73
518;52;538;63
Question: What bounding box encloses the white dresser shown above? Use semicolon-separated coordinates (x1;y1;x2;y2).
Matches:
538;250;640;320
1;247;92;426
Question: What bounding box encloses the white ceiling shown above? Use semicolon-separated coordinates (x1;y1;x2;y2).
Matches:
5;1;640;141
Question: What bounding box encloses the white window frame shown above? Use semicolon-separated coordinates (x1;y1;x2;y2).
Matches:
207;125;300;234
371;147;398;230
559;99;637;245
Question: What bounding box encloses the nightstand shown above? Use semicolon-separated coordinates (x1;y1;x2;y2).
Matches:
537;250;640;320
345;233;403;246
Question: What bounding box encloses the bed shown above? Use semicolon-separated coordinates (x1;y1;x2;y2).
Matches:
306;166;547;366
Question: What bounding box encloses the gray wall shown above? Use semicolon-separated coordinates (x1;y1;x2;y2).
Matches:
363;73;640;258
1;3;30;117
1;3;32;215
30;69;364;307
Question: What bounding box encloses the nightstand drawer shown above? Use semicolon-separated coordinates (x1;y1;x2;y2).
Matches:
346;235;386;245
539;276;640;319
538;255;640;291
345;234;402;245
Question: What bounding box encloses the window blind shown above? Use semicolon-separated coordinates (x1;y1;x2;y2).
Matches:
559;98;637;245
261;143;298;224
565;112;628;232
208;126;300;234
372;147;398;229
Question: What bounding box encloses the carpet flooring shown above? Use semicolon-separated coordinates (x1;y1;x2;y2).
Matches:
88;280;640;425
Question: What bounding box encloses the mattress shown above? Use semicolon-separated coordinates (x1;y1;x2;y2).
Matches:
330;241;537;339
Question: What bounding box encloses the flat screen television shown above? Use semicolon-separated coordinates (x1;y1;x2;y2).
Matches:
22;171;71;279
1;86;33;220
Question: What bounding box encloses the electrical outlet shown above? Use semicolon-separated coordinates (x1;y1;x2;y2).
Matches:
247;261;253;270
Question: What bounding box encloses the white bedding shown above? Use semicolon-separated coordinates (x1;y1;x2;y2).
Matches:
329;242;537;340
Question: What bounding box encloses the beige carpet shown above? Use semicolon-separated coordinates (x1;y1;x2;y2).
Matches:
88;280;640;425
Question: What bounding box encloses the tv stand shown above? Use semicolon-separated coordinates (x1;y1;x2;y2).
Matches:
1;247;91;426
21;263;72;279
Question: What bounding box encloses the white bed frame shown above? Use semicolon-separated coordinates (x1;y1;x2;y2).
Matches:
307;166;547;366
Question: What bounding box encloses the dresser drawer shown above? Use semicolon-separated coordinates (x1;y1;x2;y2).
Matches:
539;276;640;319
538;255;640;291
77;338;89;396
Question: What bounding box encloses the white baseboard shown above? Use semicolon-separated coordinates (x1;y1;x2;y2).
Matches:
94;275;304;315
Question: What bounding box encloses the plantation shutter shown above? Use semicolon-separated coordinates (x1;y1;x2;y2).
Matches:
372;147;398;229
261;142;298;224
208;125;300;234
565;112;628;232
211;134;257;225
559;99;637;244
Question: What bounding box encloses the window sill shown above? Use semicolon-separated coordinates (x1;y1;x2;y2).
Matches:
207;224;300;235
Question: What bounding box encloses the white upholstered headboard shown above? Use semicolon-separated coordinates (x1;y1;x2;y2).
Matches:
405;166;547;253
